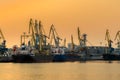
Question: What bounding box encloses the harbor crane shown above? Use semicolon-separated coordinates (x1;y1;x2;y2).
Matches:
0;28;5;41
29;18;48;51
77;27;87;47
48;24;62;47
105;29;113;48
0;28;6;47
38;21;49;47
29;18;36;47
0;28;8;54
38;21;49;51
77;27;82;46
114;30;120;48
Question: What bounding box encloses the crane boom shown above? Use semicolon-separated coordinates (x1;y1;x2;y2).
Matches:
114;30;120;48
114;30;120;41
48;24;62;47
0;28;5;40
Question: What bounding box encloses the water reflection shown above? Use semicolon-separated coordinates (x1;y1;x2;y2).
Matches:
0;61;120;80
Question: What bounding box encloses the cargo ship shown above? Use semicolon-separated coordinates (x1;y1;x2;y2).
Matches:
103;48;120;60
0;28;13;62
11;45;81;63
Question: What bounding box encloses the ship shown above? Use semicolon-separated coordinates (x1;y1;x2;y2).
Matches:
0;45;12;62
0;28;13;62
102;29;120;60
103;47;120;60
11;43;83;63
103;53;120;60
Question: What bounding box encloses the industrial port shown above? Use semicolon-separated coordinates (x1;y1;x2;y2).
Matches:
0;18;120;63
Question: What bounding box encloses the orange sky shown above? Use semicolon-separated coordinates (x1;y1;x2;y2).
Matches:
0;0;120;48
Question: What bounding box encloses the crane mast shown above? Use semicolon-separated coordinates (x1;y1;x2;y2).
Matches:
77;27;81;46
29;18;36;47
71;35;74;51
39;21;49;47
82;33;87;47
38;21;49;51
63;38;66;47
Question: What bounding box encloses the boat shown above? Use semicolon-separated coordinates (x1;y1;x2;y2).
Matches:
51;47;66;62
11;44;69;63
11;44;35;63
103;53;120;60
0;40;13;62
103;48;120;60
0;49;12;62
11;43;84;63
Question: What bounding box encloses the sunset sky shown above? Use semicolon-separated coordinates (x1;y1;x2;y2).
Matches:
0;0;120;48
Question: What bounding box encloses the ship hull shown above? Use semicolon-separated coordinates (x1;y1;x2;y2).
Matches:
103;54;120;60
12;53;82;63
12;54;54;63
0;56;12;62
12;54;35;63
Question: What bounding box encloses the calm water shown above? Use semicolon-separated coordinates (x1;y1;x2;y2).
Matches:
0;61;120;80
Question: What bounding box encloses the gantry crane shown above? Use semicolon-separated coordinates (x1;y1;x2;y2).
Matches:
114;30;120;48
20;32;31;46
48;24;62;47
105;29;113;48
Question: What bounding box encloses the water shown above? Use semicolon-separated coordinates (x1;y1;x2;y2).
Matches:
0;61;120;80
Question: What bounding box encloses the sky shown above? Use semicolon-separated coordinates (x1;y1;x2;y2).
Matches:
0;0;120;48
